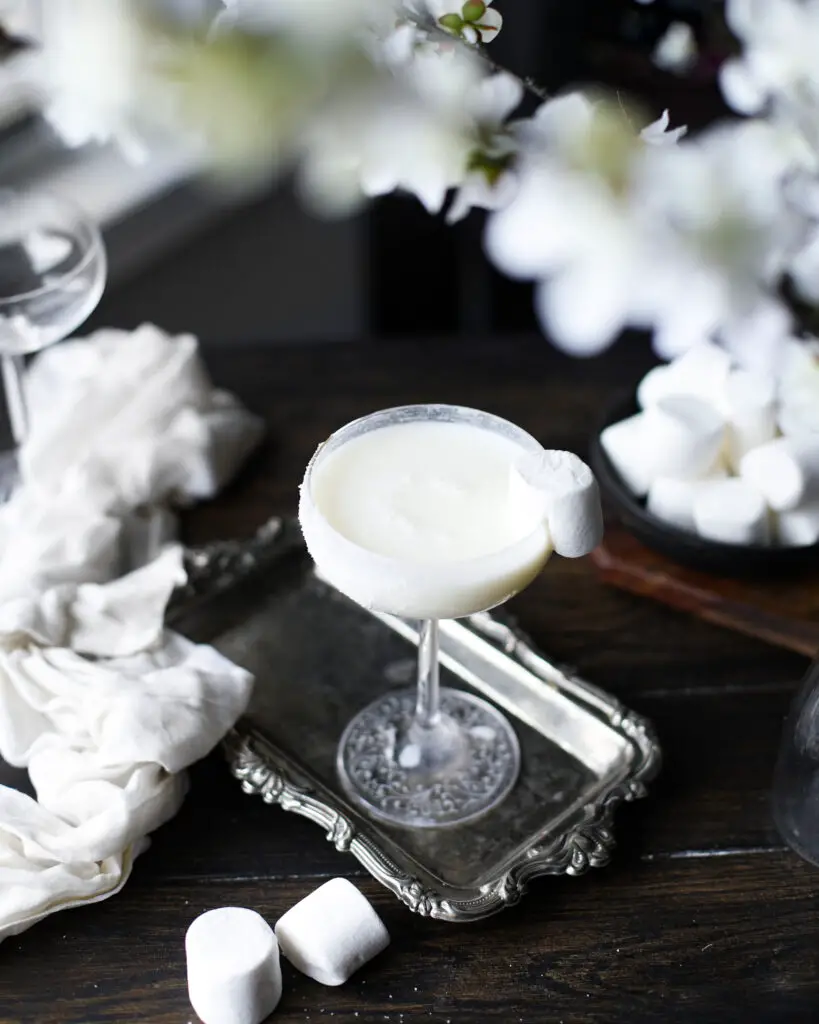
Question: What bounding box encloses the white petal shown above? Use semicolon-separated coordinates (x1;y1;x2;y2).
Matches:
446;169;517;224
535;267;629;356
476;6;502;42
790;232;819;302
484;172;564;277
719;59;767;114
641;109;688;146
473;72;523;124
652;22;697;74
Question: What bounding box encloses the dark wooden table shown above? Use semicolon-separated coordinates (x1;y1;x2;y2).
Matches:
1;335;815;1024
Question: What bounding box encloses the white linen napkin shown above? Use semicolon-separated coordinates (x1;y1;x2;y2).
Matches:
0;324;263;942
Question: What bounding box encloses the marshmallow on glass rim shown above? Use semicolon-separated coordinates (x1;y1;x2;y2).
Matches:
299;403;602;830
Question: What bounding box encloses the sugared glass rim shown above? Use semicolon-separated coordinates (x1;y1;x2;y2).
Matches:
301;403;551;571
0;188;105;305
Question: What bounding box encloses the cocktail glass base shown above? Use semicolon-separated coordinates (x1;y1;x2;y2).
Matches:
336;686;520;829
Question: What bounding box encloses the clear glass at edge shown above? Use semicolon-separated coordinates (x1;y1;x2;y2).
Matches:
772;658;819;866
303;404;550;829
0;190;106;499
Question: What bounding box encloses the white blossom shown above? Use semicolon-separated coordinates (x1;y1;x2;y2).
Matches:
444;71;522;222
720;0;819;115
777;336;819;431
652;22;697;76
0;0;38;38
486;97;800;364
446;167;517;223
217;0;397;40
298;50;515;216
37;0;148;161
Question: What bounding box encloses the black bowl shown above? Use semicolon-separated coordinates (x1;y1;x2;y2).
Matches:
588;393;819;579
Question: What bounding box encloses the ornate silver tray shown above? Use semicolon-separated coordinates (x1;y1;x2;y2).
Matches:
170;518;661;923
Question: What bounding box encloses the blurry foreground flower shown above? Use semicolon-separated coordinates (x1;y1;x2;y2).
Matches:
720;0;819;119
777;336;819;432
296;52;516;216
216;0;398;43
38;0;151;162
486;96;801;367
652;22;697;76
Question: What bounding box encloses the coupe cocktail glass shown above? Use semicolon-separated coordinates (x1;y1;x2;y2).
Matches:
0;189;106;497
299;404;553;829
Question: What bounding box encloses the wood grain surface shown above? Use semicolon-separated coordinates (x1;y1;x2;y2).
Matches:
2;335;816;1024
592;527;819;658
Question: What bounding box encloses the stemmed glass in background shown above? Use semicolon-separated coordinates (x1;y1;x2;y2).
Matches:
0;189;106;496
300;404;553;829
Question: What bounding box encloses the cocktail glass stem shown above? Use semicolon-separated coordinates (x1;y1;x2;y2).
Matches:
415;619;441;729
2;354;28;444
404;618;467;775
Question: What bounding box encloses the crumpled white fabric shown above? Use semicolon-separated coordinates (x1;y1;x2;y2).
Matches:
0;324;263;942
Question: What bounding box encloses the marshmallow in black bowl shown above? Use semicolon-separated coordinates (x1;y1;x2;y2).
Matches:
599;341;819;548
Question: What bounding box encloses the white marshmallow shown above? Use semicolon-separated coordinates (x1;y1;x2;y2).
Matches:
275;879;389;987
599;413;654;497
510;450;603;558
673;340;734;382
722;369;777;471
636;365;675;409
739;436;819;512
637;343;732;411
693;478;770;545
647;462;728;533
186;908;282;1024
643;395;725;480
776;502;819;547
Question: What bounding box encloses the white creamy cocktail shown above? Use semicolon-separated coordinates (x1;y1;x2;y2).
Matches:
301;413;552;620
299;404;602;829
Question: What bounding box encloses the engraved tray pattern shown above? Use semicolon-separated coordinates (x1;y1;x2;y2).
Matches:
169;518;661;923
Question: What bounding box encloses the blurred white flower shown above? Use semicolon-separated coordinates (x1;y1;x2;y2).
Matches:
652;22;697;76
0;0;37;38
298;50;515;216
486;93;655;354
720;0;819;115
445;71;522;222
777;336;819;432
298;85;473;215
446;166;516;223
38;0;148;161
217;0;397;40
487;98;800;363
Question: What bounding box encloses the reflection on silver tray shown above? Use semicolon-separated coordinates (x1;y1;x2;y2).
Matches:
170;518;662;923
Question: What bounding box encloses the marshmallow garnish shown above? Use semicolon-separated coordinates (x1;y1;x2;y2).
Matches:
511;450;603;558
275;878;390;987
186;907;282;1024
